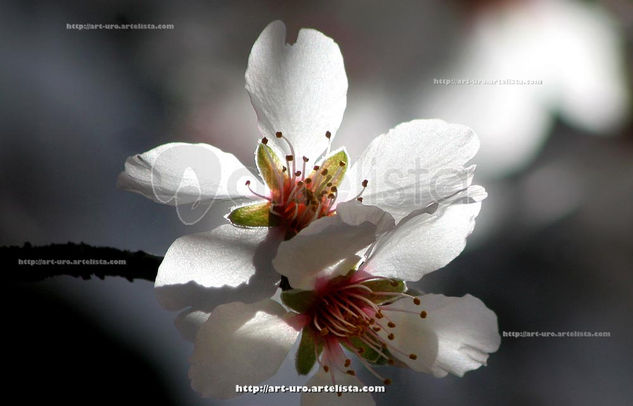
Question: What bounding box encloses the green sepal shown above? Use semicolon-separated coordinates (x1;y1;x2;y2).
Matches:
227;202;278;227
295;328;322;375
362;279;406;304
308;149;349;188
405;288;422;297
281;289;317;314
344;336;390;365
256;143;286;190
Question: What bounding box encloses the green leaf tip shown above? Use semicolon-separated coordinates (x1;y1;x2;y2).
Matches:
227;202;278;227
295;329;322;375
281;289;317;314
308;149;349;188
256;143;286;191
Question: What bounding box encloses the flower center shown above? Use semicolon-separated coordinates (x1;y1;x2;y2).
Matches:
306;275;427;386
273;172;342;238
270;131;343;236
247;131;367;238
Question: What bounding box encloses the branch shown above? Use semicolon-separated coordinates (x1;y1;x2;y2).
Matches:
3;242;161;282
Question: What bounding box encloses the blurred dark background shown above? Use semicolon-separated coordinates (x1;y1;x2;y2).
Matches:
2;0;632;405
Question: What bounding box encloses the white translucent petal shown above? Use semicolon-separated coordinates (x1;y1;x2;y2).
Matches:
272;201;391;290
190;299;299;398
365;197;482;282
301;367;375;406
174;309;210;342
245;21;348;160
381;294;500;377
341;119;479;222
336;200;395;235
155;225;271;309
117;142;265;206
273;215;376;291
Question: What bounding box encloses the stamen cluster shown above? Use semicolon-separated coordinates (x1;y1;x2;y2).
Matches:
246;131;367;237
305;275;428;390
271;132;344;235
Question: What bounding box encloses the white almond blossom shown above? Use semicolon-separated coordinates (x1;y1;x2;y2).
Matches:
117;21;481;312
187;198;499;405
131;20;497;403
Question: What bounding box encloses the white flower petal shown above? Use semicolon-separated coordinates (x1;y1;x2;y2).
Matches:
336;200;395;235
245;21;348;160
301;367;375;406
341;119;479;221
364;197;482;282
381;294;500;377
155;225;277;310
273;216;375;290
117;142;265;206
190;299;299;398
174;309;210;342
273;201;391;290
317;255;364;287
